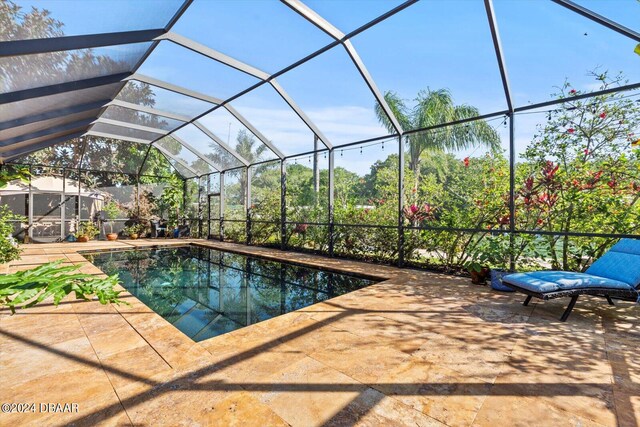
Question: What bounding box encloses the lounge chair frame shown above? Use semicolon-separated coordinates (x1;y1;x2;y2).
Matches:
501;281;638;321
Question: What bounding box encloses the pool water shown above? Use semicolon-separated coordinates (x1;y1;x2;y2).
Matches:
84;245;376;342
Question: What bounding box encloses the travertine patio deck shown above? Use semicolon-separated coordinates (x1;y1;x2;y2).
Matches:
0;239;638;426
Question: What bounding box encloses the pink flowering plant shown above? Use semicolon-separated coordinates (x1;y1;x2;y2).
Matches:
403;203;434;226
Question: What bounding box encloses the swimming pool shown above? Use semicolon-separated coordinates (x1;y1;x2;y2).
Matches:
84;245;377;342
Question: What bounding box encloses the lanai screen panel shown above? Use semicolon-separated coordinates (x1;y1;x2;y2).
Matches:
0;42;151;93
171;0;333;74
0;83;122;124
80;136;150;175
173;124;245;170
155;135;215;176
350;0;508;130
0;129;86;161
101;105;186;132
8;139;82;168
276;44;389;146
228;83;319;156
3;1;184;40
493;0;640;106
572;0;640;33
198;107;279;164
301;0;406;34
139;146;179;178
2;109;101;142
89;122;163;143
115;80;215;119
137;41;261;101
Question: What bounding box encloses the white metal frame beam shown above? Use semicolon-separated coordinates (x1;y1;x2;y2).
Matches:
170;134;222;172
1;118;94;147
106;99;192;122
0;72;131;105
92;117;170;135
126;74;285;158
156;31;334;150
153;143;200;177
193;121;250;166
0;99;110;131
281;0;404;135
1;131;86;162
157;32;270;80
551;0;640;43
85;130;151;145
0;29;165;57
127;74;222;104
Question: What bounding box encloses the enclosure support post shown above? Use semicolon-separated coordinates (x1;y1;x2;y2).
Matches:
182;179;187;227
508;114;516;270
280;160;287;250
206;175;211;239
197;178;203;238
219;172;225;242
61;167;66;240
246;166;252;245
328;148;335;257
136;174;140;218
77;169;81;235
27;165;33;241
398;135;405;267
313;135;320;204
485;0;515;270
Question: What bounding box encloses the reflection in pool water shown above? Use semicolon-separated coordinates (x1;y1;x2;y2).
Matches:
84;245;376;342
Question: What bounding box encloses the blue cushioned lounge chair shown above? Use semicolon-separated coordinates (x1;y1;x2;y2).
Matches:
502;238;640;321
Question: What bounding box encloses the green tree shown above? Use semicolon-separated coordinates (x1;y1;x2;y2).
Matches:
237;130;269;207
517;72;640;270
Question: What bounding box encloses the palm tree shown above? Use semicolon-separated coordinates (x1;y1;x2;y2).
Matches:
235;130;268;207
375;89;500;187
236;129;268;165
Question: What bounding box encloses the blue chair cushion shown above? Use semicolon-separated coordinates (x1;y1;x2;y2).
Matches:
586;238;640;287
502;271;634;294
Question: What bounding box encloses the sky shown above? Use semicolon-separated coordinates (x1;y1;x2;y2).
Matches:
13;0;640;175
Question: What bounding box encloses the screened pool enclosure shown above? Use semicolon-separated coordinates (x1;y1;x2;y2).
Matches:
1;0;640;269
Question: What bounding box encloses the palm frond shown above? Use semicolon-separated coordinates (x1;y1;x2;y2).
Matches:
376;91;411;134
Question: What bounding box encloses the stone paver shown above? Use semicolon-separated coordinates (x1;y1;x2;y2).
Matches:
0;238;638;426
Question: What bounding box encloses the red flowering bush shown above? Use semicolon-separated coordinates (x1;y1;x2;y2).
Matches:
515;71;640;270
403;203;434;225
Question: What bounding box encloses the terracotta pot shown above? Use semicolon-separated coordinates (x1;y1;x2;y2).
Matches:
129;233;138;240
77;235;89;243
106;233;118;241
469;267;489;285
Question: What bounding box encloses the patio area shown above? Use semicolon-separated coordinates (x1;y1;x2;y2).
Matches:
1;240;638;426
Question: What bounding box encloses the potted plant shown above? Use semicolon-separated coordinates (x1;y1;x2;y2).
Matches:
464;248;491;285
478;234;515;292
124;224;145;240
74;222;100;243
102;201;120;241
